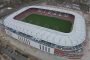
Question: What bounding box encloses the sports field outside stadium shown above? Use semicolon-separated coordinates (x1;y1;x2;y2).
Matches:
23;14;72;33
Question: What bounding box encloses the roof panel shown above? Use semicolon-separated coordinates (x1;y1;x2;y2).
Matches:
4;5;86;46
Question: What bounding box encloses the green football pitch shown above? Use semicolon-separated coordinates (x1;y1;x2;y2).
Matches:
23;14;72;33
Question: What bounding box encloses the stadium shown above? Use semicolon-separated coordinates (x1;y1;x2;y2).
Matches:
4;6;86;58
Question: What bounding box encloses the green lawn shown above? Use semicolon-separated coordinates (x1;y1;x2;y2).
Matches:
23;14;72;33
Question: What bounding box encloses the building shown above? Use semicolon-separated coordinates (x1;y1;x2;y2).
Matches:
4;5;86;58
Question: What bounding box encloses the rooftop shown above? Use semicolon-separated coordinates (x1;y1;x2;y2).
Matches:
4;5;86;46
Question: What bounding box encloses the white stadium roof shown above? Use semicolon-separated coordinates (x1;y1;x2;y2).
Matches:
4;6;86;47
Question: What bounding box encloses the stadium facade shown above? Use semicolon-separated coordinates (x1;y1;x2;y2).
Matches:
4;6;86;58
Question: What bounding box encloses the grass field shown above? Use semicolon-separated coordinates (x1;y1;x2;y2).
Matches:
23;14;72;33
